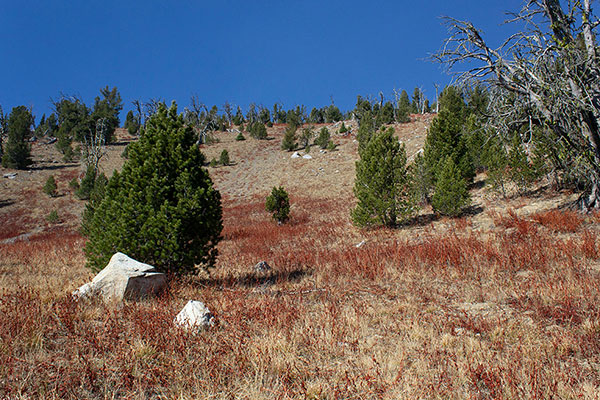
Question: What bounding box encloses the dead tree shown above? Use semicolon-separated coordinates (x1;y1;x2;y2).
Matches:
82;117;107;178
435;0;600;210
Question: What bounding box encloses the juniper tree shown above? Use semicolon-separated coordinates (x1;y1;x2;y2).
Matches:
352;127;413;228
83;103;222;274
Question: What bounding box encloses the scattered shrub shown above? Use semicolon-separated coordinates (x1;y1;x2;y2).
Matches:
46;210;59;223
281;124;297;151
315;127;331;149
210;158;218;167
220;149;230;166
249;122;268;139
266;186;290;224
235;131;246;141
326;140;336;151
43;175;58;197
339;121;348;134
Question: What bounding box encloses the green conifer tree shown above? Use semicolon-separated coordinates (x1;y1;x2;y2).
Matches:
265;186;290;224
315;127;331;149
431;156;471;217
1;106;33;169
43;175;58;197
352;128;413;228
220;149;230;166
83;103;222;274
281;124;297;151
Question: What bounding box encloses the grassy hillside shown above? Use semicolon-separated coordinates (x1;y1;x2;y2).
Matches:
1;117;599;399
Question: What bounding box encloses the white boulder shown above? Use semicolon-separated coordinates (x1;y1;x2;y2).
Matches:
302;154;312;159
291;151;301;159
73;252;166;302
174;300;214;331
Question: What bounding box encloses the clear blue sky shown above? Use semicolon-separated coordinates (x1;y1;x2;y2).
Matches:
1;0;524;121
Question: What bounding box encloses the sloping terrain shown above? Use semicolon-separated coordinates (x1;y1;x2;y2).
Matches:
1;116;599;399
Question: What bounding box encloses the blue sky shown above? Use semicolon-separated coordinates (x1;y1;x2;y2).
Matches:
1;0;524;121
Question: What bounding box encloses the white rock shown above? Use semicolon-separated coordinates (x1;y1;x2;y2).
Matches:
174;300;214;331
291;151;301;159
3;173;17;179
73;252;166;302
302;154;312;159
356;240;366;248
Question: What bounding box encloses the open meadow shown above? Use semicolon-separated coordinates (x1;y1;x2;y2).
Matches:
1;119;600;399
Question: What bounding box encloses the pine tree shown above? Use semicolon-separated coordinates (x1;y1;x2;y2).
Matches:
124;110;140;136
423;86;474;189
219;149;230;166
396;90;412;123
91;86;123;143
1;106;33;169
265;186;290;224
281;124;297;151
83;103;223;274
431;156;471;217
356;111;376;153
43;175;58;197
352;127;413;228
314;127;331;149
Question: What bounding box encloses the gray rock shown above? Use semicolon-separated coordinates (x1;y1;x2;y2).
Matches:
73;252;166;302
253;261;271;273
174;300;214;331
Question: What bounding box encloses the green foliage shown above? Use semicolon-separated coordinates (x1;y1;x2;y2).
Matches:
124;110;140;136
507;136;546;194
376;101;395;126
299;127;314;149
75;166;97;200
47;210;59;224
83;103;223;275
248;122;268;139
409;152;430;205
352;127;414;228
235;131;246;141
326;140;337;151
69;177;80;190
431;156;471;217
54;97;90;161
423;86;474;190
281;124;297;151
43;175;58;197
2;106;33;169
314;127;331;149
339;122;348;134
482;136;509;196
209;158;218;167
356;111;376;153
265;186;290;224
219;149;230;166
396;90;412;123
325;104;343;123
91;86;123;143
80;172;107;236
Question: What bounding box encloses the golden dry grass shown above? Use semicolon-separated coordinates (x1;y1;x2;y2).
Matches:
1;119;600;399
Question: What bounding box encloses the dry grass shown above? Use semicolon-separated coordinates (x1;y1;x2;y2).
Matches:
1;120;600;398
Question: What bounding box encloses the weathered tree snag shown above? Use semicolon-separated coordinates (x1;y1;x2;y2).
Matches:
435;0;600;211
